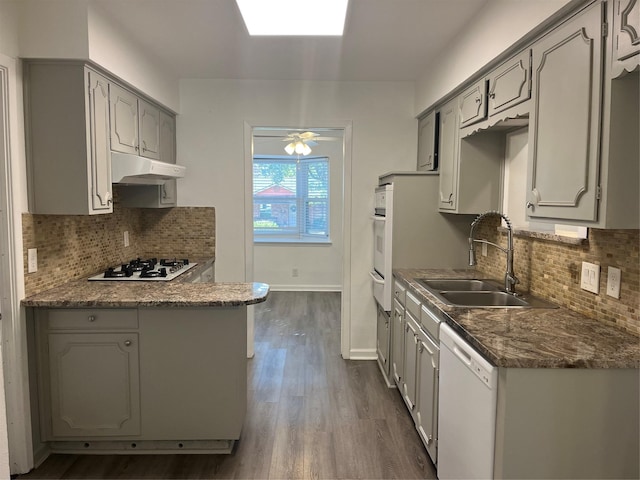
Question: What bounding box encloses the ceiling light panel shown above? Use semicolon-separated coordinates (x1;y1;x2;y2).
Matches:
236;0;348;36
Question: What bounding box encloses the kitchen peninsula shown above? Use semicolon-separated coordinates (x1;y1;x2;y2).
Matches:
22;263;268;460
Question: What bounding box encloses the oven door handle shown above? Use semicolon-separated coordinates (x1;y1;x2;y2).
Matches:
369;271;385;284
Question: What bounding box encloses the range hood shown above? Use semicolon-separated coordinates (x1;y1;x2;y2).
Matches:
111;152;186;185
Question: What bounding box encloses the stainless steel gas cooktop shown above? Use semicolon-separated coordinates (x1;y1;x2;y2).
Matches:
88;258;197;282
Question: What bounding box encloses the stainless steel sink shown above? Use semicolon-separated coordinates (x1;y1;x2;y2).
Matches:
417;277;558;309
417;278;500;292
438;291;529;307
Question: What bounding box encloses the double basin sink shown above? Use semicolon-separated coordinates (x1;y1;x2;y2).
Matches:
417;278;557;309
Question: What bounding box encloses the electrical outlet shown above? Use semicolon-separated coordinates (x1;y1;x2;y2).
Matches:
606;266;621;299
292;268;299;277
124;231;130;247
580;261;600;294
481;242;488;257
28;248;38;273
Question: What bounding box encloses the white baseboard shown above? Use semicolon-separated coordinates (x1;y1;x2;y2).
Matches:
348;348;377;360
268;284;342;292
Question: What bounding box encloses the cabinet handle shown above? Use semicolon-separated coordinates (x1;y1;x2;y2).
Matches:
526;201;534;209
426;435;433;445
162;184;167;199
419;344;424;353
88;315;96;322
135;145;139;151
489;92;496;99
124;340;132;347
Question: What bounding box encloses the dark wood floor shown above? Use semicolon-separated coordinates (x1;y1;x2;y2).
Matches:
19;291;436;479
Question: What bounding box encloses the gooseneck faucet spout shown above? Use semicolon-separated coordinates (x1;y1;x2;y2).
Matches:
468;211;519;294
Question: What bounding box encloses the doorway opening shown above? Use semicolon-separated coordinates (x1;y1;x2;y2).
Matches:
244;123;353;358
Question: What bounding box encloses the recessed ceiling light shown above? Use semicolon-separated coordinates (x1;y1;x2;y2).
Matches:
236;0;349;36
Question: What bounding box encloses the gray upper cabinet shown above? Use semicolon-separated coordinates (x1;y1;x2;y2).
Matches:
459;80;487;127
487;49;532;118
417;111;437;171
438;96;502;214
25;62;113;215
139;99;160;160
119;109;177;208
527;2;603;223
437;98;460;211
110;85;160;160
109;83;139;155
612;0;640;76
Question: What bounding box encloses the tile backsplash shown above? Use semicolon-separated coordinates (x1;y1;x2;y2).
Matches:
474;217;639;336
22;195;215;296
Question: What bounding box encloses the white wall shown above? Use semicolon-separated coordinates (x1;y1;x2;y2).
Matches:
17;0;180;112
415;0;572;114
178;79;416;355
253;132;343;291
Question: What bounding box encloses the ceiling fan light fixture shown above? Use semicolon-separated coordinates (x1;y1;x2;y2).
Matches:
285;142;296;155
302;143;312;155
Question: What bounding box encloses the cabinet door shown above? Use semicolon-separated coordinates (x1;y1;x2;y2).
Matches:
48;332;140;437
487;49;532;117
459;80;487;127
527;3;603;222
391;301;405;385
416;334;439;464
159;110;176;164
417;112;437;171
438;98;460;211
86;70;113;213
139;99;160;159
402;313;418;413
614;0;640;65
110;84;139;155
376;305;390;372
159;181;177;206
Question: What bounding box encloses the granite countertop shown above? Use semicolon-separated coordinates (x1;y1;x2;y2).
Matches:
21;259;269;308
394;268;640;369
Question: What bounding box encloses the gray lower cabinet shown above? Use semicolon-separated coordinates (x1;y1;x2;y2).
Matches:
35;306;247;453
25;62;113;215
526;2;603;223
415;324;438;464
401;311;419;414
391;299;405;386
47;332;141;438
375;304;391;384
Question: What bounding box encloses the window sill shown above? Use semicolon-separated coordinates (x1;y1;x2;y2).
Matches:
254;238;332;246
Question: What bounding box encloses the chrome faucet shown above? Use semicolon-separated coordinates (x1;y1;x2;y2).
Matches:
468;211;519;294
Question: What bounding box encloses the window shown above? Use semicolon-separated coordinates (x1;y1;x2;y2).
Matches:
253;156;329;242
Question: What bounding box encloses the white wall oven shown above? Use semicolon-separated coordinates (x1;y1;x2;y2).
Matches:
370;184;393;311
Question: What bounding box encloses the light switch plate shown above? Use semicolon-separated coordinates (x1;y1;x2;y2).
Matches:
606;266;621;299
580;261;600;294
27;248;38;273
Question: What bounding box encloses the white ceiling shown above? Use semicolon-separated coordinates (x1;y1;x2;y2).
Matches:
93;0;489;81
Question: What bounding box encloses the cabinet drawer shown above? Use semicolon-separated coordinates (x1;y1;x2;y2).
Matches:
393;279;406;306
421;304;441;341
47;309;138;330
405;291;422;320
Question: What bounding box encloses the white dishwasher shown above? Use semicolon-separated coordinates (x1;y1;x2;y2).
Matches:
437;323;497;479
